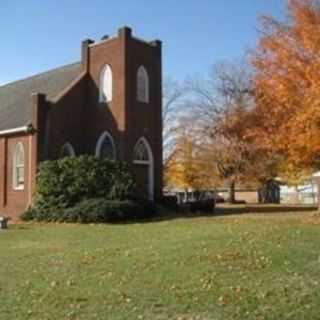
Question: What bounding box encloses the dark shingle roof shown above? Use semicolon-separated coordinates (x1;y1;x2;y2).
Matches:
0;62;82;131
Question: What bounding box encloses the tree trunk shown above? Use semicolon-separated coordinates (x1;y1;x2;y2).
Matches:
228;180;236;204
293;185;299;205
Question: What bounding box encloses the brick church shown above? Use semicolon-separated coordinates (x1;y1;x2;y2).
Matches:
0;27;163;220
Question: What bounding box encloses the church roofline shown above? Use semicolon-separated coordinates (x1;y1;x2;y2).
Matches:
87;26;161;49
0;125;32;137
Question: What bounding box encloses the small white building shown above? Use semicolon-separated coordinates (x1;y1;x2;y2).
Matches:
280;178;318;205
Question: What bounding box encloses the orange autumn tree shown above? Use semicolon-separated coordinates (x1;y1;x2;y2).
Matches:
252;0;320;173
164;116;216;190
165;61;280;200
186;62;277;203
164;122;198;190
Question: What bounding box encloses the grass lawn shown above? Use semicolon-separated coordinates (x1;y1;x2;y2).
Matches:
1;205;320;320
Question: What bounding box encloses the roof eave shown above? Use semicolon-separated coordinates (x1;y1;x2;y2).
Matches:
0;125;33;137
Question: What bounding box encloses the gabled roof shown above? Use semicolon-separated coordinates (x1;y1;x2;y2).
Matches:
0;62;82;132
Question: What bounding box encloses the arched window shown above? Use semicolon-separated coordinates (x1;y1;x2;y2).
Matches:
95;131;116;160
99;64;113;103
133;137;154;200
133;138;151;163
13;142;25;190
137;66;149;103
60;143;76;158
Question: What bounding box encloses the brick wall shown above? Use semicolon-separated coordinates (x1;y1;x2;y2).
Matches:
0;134;35;220
1;27;163;219
46;74;88;158
47;27;163;200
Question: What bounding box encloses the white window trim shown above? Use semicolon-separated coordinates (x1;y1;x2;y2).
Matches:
133;137;154;200
13;142;25;191
137;66;149;103
60;142;76;158
95;131;116;160
99;64;113;103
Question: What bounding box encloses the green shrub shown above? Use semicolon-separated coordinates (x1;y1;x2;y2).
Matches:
22;198;156;223
21;208;37;221
34;156;135;212
22;156;156;223
160;195;178;210
64;198;155;223
188;199;215;213
21;206;65;222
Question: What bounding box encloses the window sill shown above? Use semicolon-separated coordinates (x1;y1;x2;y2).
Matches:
133;160;150;165
13;186;25;191
99;99;112;104
137;100;149;104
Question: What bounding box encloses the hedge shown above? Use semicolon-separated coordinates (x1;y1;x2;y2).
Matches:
22;198;156;223
22;156;155;223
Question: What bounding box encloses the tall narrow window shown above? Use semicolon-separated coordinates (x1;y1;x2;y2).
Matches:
99;64;113;103
13;142;25;190
137;66;149;103
133;137;154;201
133;138;150;163
95;131;116;160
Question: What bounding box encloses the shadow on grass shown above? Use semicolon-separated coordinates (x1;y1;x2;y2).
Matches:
10;205;318;227
135;204;318;224
6;224;33;231
215;204;317;216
